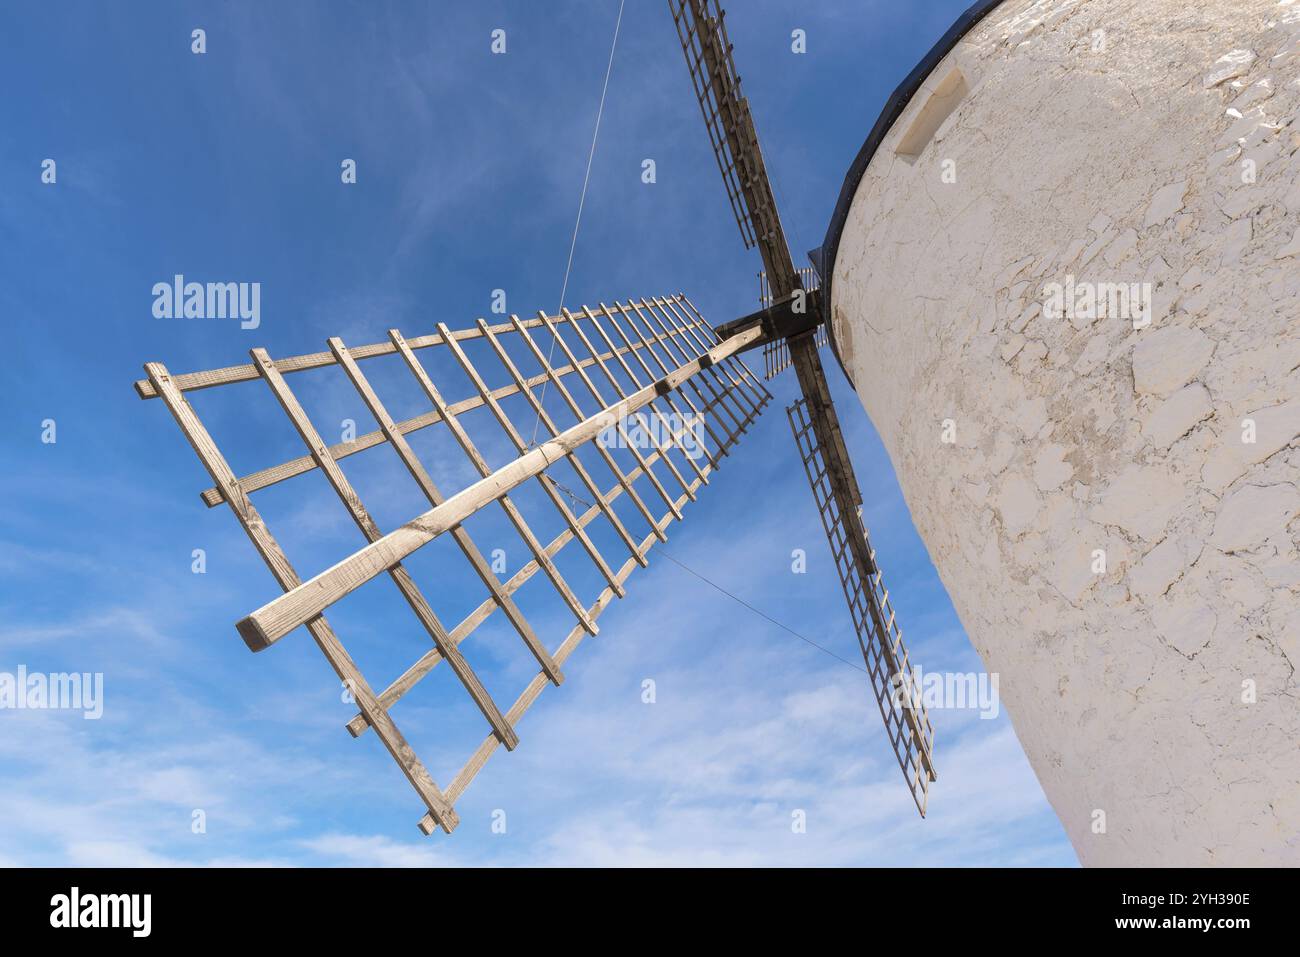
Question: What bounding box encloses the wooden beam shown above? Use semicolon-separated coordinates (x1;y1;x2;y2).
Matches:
621;299;733;462
588;304;709;490
389;328;576;673
547;310;684;521
477;317;645;570
604;301;724;472
417;461;719;835
136;311;715;400
639;298;751;437
436;320;625;601
513;313;666;544
568;304;697;501
343;430;691;737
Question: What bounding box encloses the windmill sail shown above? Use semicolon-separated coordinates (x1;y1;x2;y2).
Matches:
670;0;800;296
671;0;939;814
788;374;937;816
138;295;769;833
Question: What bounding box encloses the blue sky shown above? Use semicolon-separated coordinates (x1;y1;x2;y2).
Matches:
0;0;1076;865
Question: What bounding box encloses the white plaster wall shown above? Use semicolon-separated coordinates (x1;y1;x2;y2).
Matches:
832;0;1300;865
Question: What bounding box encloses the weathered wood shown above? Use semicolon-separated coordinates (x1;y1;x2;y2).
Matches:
437;320;625;601
547;310;684;521
135;312;711;400
512;313;665;545
605;301;724;472
328;340;559;737
344;431;689;737
567;306;697;501
301;340;521;750
235;324;762;649
676;294;772;407
640;298;750;437
665;294;771;424
390;328;577;670
621;299;733;462
193;326;706;508
593;303;710;487
418;463;717;835
143;361;461;833
477;317;644;570
661;296;767;417
786;341;936;817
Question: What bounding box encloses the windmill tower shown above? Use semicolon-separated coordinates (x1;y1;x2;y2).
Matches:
819;0;1300;866
136;0;941;837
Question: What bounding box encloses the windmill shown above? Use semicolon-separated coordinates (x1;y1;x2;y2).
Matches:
136;0;935;837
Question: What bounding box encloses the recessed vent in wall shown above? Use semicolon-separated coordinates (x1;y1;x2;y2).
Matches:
894;66;970;161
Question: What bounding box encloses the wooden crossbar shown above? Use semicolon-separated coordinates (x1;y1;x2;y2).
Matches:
512;313;666;543
610;301;727;470
568;306;697;502
590;304;711;489
476;317;644;571
134;310;714;401
545;310;685;522
391;327;586;662
192;316;712;508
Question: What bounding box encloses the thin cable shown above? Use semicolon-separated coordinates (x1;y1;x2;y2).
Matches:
657;549;869;675
530;0;626;447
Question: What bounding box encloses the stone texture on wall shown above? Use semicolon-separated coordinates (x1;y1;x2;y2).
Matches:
832;0;1300;865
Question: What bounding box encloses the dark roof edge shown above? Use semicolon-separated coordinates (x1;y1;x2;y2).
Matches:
817;0;1006;386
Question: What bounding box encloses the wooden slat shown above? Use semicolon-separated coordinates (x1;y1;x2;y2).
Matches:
651;295;757;425
589;304;710;488
143;361;460;833
418;458;719;835
344;305;733;736
604;301;724;471
344;424;693;737
663;295;769;416
136;311;712;400
546;310;684;521
621;299;733;462
234;324;763;650
639;298;750;437
296;340;523;749
390;328;579;668
570;305;697;500
512;313;665;545
194;321;711;508
676;294;772;408
669;294;771;420
785;345;936;817
326;341;561;736
476;316;644;570
436;320;625;601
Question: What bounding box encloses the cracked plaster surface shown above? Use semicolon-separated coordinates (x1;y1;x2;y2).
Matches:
832;0;1300;865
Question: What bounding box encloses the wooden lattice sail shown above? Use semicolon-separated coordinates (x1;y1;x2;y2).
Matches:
137;295;769;834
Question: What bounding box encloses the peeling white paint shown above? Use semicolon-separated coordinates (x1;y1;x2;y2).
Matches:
832;0;1300;865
